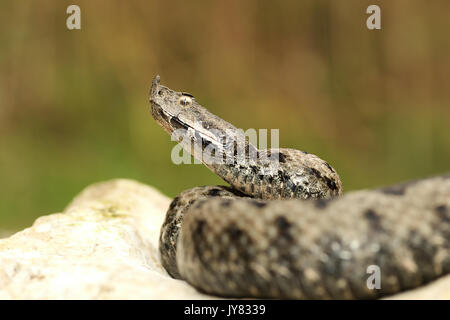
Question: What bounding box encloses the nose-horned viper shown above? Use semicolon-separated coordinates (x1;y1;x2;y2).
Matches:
149;75;450;299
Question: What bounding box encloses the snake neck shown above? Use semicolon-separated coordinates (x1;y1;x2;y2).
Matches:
150;75;342;200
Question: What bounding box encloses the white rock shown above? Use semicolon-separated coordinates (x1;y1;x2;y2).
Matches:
0;179;212;299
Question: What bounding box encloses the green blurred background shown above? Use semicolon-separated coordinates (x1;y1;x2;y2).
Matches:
1;0;449;232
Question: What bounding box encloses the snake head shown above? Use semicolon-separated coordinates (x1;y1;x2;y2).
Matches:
149;75;236;141
149;75;254;165
149;75;198;135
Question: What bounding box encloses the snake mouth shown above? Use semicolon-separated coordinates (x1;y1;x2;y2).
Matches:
149;75;178;134
151;103;182;135
151;101;225;156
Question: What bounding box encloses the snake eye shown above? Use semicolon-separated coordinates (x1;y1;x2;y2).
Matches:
179;95;193;107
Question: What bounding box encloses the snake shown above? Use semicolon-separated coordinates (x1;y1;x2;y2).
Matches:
149;75;450;299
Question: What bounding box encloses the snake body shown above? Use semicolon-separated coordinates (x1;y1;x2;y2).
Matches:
149;75;450;299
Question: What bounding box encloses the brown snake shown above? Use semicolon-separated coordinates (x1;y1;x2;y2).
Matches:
149;75;450;299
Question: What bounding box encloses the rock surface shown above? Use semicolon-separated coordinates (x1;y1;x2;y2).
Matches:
0;179;449;299
0;179;211;299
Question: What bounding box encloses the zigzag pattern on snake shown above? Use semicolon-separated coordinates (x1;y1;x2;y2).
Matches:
149;75;450;299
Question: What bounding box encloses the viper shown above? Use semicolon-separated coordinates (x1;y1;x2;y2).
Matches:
149;75;450;299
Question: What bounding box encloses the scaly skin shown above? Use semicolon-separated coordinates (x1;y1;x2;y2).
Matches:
149;75;450;299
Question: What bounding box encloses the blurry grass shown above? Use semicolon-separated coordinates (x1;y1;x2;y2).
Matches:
0;0;449;231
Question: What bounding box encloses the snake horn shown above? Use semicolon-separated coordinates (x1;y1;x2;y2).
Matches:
150;75;161;100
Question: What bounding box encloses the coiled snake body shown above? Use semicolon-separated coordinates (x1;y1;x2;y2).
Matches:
149;75;450;299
